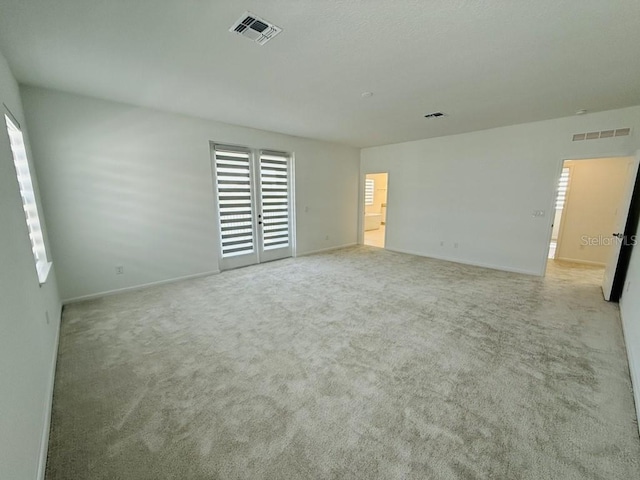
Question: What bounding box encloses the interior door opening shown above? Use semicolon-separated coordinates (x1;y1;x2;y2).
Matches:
545;155;639;301
212;144;293;271
363;172;388;248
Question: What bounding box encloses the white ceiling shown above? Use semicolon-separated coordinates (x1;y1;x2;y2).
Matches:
0;0;639;147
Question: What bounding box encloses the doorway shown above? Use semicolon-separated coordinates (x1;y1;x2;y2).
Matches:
212;144;293;271
546;155;639;300
363;173;388;248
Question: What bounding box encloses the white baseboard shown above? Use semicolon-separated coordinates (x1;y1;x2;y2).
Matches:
384;247;540;276
554;256;606;267
296;243;357;257
620;307;640;439
62;270;220;304
37;303;62;480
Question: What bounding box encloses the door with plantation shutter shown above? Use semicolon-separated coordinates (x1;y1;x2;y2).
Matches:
212;145;292;270
213;145;259;270
258;151;292;262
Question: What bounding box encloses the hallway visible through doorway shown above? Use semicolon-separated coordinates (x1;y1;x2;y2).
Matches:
364;173;388;248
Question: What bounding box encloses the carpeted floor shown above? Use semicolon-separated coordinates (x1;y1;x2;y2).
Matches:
46;247;640;479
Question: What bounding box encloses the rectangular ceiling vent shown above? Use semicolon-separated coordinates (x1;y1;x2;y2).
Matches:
572;128;631;141
424;112;447;118
229;11;282;46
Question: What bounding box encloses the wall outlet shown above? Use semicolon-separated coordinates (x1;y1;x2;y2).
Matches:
532;210;545;217
115;265;124;275
454;242;459;249
325;235;329;241
45;311;50;325
440;241;444;247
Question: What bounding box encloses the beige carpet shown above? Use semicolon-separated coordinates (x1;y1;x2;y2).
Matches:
46;247;639;479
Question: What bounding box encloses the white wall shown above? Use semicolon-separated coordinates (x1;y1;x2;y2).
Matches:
21;86;360;301
556;157;633;265
361;105;640;275
0;53;61;479
620;204;640;436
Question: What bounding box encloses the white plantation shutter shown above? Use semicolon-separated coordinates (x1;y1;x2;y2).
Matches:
214;147;255;257
260;152;290;250
365;179;374;205
5;114;51;283
556;167;570;210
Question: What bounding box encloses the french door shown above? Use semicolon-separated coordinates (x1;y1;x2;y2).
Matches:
212;144;293;271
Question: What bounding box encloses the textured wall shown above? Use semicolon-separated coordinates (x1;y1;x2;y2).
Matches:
620;205;640;436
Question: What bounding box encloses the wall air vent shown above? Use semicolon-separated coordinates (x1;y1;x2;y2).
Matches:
229;11;282;45
424;112;446;118
572;128;631;141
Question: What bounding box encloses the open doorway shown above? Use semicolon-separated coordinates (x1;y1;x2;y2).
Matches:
364;173;388;248
546;155;639;299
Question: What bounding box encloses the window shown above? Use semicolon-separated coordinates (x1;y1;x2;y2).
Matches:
555;167;570;210
5;114;51;283
365;178;374;206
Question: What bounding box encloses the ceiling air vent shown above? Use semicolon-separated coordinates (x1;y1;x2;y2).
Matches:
572;128;631;141
229;11;282;45
424;112;447;118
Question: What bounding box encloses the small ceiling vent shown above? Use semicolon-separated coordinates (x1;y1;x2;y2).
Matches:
229;11;282;45
424;112;447;118
572;128;631;141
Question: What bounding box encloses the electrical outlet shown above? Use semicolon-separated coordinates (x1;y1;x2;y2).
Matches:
325;235;329;241
454;242;459;249
440;241;444;247
45;311;50;325
115;265;124;275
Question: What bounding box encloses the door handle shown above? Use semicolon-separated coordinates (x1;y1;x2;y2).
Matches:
612;233;623;238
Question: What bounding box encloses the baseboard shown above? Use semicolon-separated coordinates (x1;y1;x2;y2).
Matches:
62;270;220;304
384;247;540;276
296;243;357;257
37;303;62;480
554;256;606;267
620;306;640;438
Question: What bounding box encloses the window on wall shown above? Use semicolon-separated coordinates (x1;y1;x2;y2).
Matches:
555;167;570;210
365;178;374;206
5;114;51;283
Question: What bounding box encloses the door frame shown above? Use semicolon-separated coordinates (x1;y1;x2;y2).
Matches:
540;154;639;280
210;142;296;271
360;171;389;248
